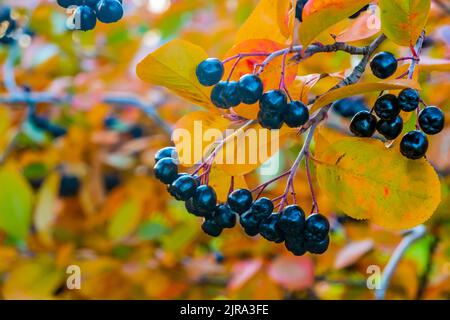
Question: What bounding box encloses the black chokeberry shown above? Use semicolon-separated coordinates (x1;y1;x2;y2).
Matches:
376;116;403;140
400;130;428;160
374;94;400;120
295;0;308;22
279;205;305;237
185;197;207;217
304;213;329;243
258;110;284;130
96;0;124;24
213;204;237;229
193;185;217;213
168;175;198;201
250;197;274;220
85;0;100;8
332;97;368;119
73;5;97;31
227;189;253;214
260;90;288;114
259;214;284;243
210;81;241;108
196;58;224;87
154;157;178;184
283;101;309;128
238;74;264;104
155;146;177;164
211;82;228;108
370;52;398;79
285;237;306;256
419;106;445;135
57;0;77;8
201;219;222;237
59;175;80;197
240;211;261;236
350;111;377;137
398;88;420;112
306;235;329;254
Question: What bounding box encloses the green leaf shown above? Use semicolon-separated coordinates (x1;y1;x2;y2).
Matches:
107;197;142;241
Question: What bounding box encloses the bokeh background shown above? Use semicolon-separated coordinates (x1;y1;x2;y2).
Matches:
0;0;449;300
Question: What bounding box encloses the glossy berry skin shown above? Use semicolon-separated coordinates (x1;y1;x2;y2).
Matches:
201;219;222;237
259;214;284;243
240;211;260;236
306;235;329;254
295;0;308;21
196;58;224;87
210;82;228;108
419;107;445;135
376;116;403;140
258;110;284;130
279;205;306;237
57;0;77;8
85;0;101;8
193;185;217;213
332;97;368;119
238;74;263;104
96;0;124;24
154;157;178;184
210;81;241;108
168;175;198;201
185;198;209;217
398;88;420;112
283;101;309;128
59;175;80;197
155;146;177;164
250;197;274;220
227;189;253;214
350;111;377;137
259;90;288;114
214;204;236;229
74;5;97;31
285;237;306;256
370;52;398;79
304;213;330;243
374;94;400;120
400;130;428;160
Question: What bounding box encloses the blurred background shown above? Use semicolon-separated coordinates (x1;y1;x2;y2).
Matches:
0;0;449;300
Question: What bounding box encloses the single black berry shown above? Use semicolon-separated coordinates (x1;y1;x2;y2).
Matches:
306;235;329;254
238;74;264;104
332;97;368;119
185;197;208;217
370;52;398;79
211;82;228;108
213;204;236;229
400;130;428;160
227;189;253;214
279;205;306;237
259;214;284;243
350;111;377;137
259;90;288;114
398;88;420;112
283;101;309;128
59;175;81;197
250;197;274;220
304;213;329;243
376;116;403;140
210;81;241;108
295;0;308;22
96;0;124;24
196;58;224;87
154;157;178;184
155;146;177;164
374;94;400;120
240;211;261;236
419;107;445;135
73;5;97;31
57;0;77;8
168;175;198;201
201;219;222;237
85;0;100;8
285;236;306;256
193;185;217;213
258;110;284;130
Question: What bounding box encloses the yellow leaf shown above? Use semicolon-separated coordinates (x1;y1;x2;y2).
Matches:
208;166;248;202
299;0;373;46
310;79;421;112
314;128;441;230
420;58;450;72
136;39;213;109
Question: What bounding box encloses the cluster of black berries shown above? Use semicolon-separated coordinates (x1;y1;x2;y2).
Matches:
196;58;310;130
57;0;124;31
349;88;445;159
154;146;330;255
0;6;18;45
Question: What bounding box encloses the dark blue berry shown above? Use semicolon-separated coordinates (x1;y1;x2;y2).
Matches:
227;189;253;214
370;52;398;79
193;185;217;213
374;94;400;120
238;74;264;104
350;111;377;137
283;101;309;128
154;157;178;184
240;211;260;236
155;146;177;164
250;197;274;220
59;175;80;197
259;90;288;114
213;204;236;229
304;213;329;243
168;175;198;201
85;0;100;8
400;130;428;160
258;110;284;129
211;82;228;109
332;97;368;119
214;251;224;263
279;205;305;237
285;236;306;256
73;5;97;31
196;58;224;87
210;81;241;108
376;116;403;140
306;235;329;254
103;173;121;192
201;219;222;237
259;214;284;243
419;106;445;135
57;0;77;8
96;0;124;24
398;88;420;112
185;197;209;217
295;0;308;21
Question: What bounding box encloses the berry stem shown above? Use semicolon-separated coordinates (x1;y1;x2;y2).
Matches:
226;56;242;82
279;50;293;101
251;170;291;198
222;52;270;64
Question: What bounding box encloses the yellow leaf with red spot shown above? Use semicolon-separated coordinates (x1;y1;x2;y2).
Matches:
314;127;441;230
